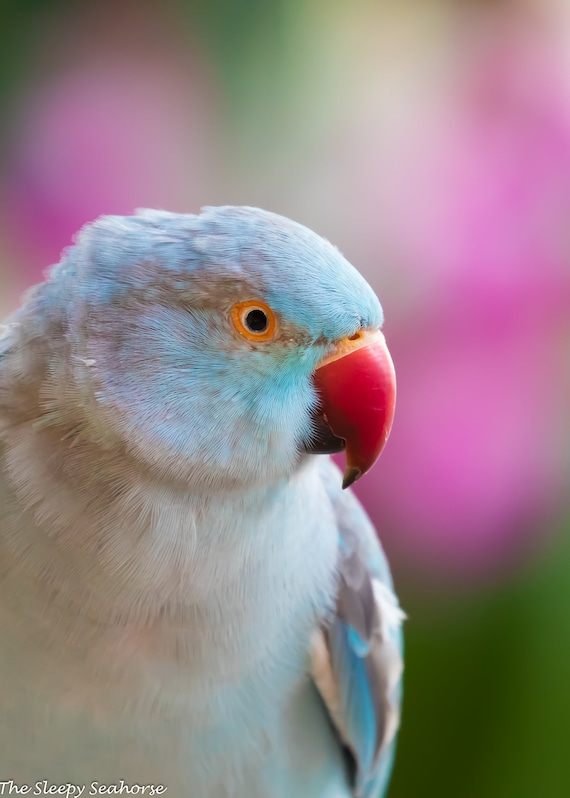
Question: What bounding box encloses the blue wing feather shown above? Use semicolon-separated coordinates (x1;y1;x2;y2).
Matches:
313;458;405;798
331;619;378;777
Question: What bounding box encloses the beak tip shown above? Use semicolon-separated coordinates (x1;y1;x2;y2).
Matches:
342;466;362;490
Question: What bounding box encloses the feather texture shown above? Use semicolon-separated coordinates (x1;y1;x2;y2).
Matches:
0;207;401;797
312;458;405;797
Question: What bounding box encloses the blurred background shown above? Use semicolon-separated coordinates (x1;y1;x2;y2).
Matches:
1;0;569;794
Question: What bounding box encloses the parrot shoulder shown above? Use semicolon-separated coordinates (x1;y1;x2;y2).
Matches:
311;458;405;797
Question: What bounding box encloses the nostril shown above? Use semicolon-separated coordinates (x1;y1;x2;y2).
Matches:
347;332;361;341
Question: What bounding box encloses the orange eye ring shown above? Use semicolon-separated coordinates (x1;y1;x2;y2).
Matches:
231;300;277;343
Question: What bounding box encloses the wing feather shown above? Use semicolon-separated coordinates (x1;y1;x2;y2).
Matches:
311;459;405;798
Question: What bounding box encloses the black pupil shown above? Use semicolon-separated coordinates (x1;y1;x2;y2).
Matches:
245;309;268;333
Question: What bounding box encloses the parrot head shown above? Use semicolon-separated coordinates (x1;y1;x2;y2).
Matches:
48;207;395;490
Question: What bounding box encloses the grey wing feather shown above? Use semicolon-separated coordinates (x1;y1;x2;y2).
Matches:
311;458;405;798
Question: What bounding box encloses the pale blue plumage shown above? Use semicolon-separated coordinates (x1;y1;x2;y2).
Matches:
0;207;403;797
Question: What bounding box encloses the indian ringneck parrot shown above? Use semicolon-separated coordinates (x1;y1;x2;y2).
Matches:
0;207;403;797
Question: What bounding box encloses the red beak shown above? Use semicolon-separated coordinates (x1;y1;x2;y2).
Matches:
312;330;396;488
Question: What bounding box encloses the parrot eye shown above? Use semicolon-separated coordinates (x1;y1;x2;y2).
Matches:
231;300;277;343
245;309;268;332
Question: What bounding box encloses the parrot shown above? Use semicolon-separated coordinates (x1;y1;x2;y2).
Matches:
0;207;404;798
